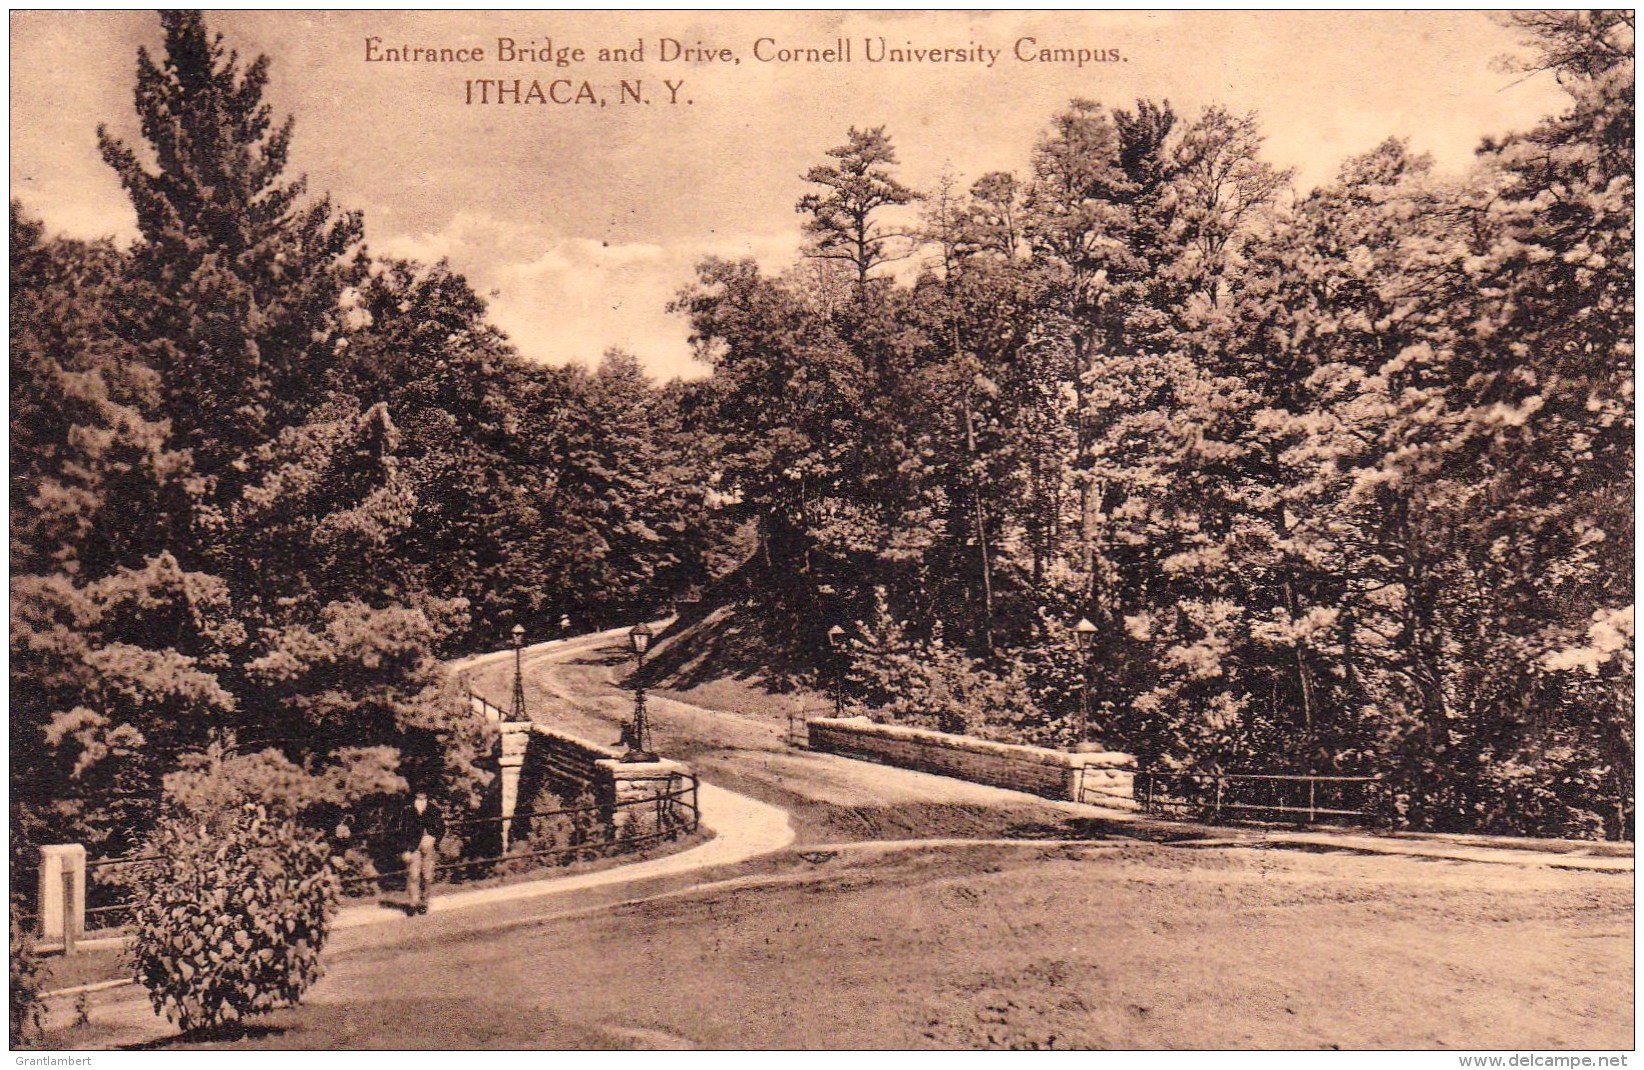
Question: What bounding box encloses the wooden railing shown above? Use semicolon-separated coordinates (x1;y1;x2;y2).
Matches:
1135;770;1384;827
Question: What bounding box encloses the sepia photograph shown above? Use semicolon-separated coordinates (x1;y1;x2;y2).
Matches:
8;8;1635;1057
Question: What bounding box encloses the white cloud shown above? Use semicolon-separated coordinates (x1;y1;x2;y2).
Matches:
376;212;799;380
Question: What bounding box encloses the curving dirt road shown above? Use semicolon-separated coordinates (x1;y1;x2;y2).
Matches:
460;627;1115;845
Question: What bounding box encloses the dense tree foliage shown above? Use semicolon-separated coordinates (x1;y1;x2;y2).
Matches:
10;12;1632;852
11;13;717;863
675;12;1633;839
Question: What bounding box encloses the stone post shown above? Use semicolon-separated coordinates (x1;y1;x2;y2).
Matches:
38;844;86;945
498;722;532;853
1066;752;1138;809
594;757;690;842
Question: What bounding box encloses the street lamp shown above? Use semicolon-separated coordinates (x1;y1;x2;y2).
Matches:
826;624;847;717
510;624;527;723
1073;617;1097;748
624;622;655;762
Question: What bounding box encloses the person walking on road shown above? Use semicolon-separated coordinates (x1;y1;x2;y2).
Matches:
401;791;445;915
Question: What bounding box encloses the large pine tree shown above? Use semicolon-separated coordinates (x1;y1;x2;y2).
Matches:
19;12;489;842
99;12;365;492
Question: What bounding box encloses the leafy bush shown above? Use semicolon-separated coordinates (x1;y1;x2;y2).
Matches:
130;805;340;1034
565;786;614;859
332;844;382;898
9;899;44;1048
163;744;404;823
497;806;578;876
846;588;1050;743
495;787;612;876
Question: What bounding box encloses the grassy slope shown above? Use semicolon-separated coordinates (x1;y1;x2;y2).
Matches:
640;600;838;753
642;599;831;708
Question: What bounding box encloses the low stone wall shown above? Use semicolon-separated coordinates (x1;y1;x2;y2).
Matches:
520;725;694;838
527;723;620;795
807;716;1136;809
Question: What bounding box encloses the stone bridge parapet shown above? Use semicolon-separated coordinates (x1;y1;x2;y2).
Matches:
807;716;1136;809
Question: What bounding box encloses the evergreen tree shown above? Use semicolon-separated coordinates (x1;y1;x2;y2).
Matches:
10;202;235;856
798;126;922;293
98;12;365;492
91;11;479;818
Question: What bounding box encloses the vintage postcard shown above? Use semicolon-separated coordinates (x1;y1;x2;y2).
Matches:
9;9;1634;1059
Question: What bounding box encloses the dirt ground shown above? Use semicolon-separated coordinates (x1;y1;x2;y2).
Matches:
97;840;1631;1051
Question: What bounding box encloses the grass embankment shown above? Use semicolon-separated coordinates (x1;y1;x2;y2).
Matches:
345;827;716;911
639;601;833;721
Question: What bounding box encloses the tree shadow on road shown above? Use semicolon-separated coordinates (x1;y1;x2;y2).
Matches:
1003;814;1220;844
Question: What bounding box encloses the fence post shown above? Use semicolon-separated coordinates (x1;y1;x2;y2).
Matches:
1308;779;1317;824
1214;776;1224;822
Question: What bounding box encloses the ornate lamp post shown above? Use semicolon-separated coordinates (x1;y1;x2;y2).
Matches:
826;624;846;717
1073;617;1097;748
624;622;656;762
500;624;530;852
510;623;527;722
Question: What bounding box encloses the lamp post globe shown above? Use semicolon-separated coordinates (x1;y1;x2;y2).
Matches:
1074;617;1096;650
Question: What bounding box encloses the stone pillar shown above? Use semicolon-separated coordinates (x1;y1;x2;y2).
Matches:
594;757;691;842
38;844;86;944
498;722;532;853
1067;752;1139;809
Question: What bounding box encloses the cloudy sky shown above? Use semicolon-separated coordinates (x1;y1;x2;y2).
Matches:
12;10;1569;380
